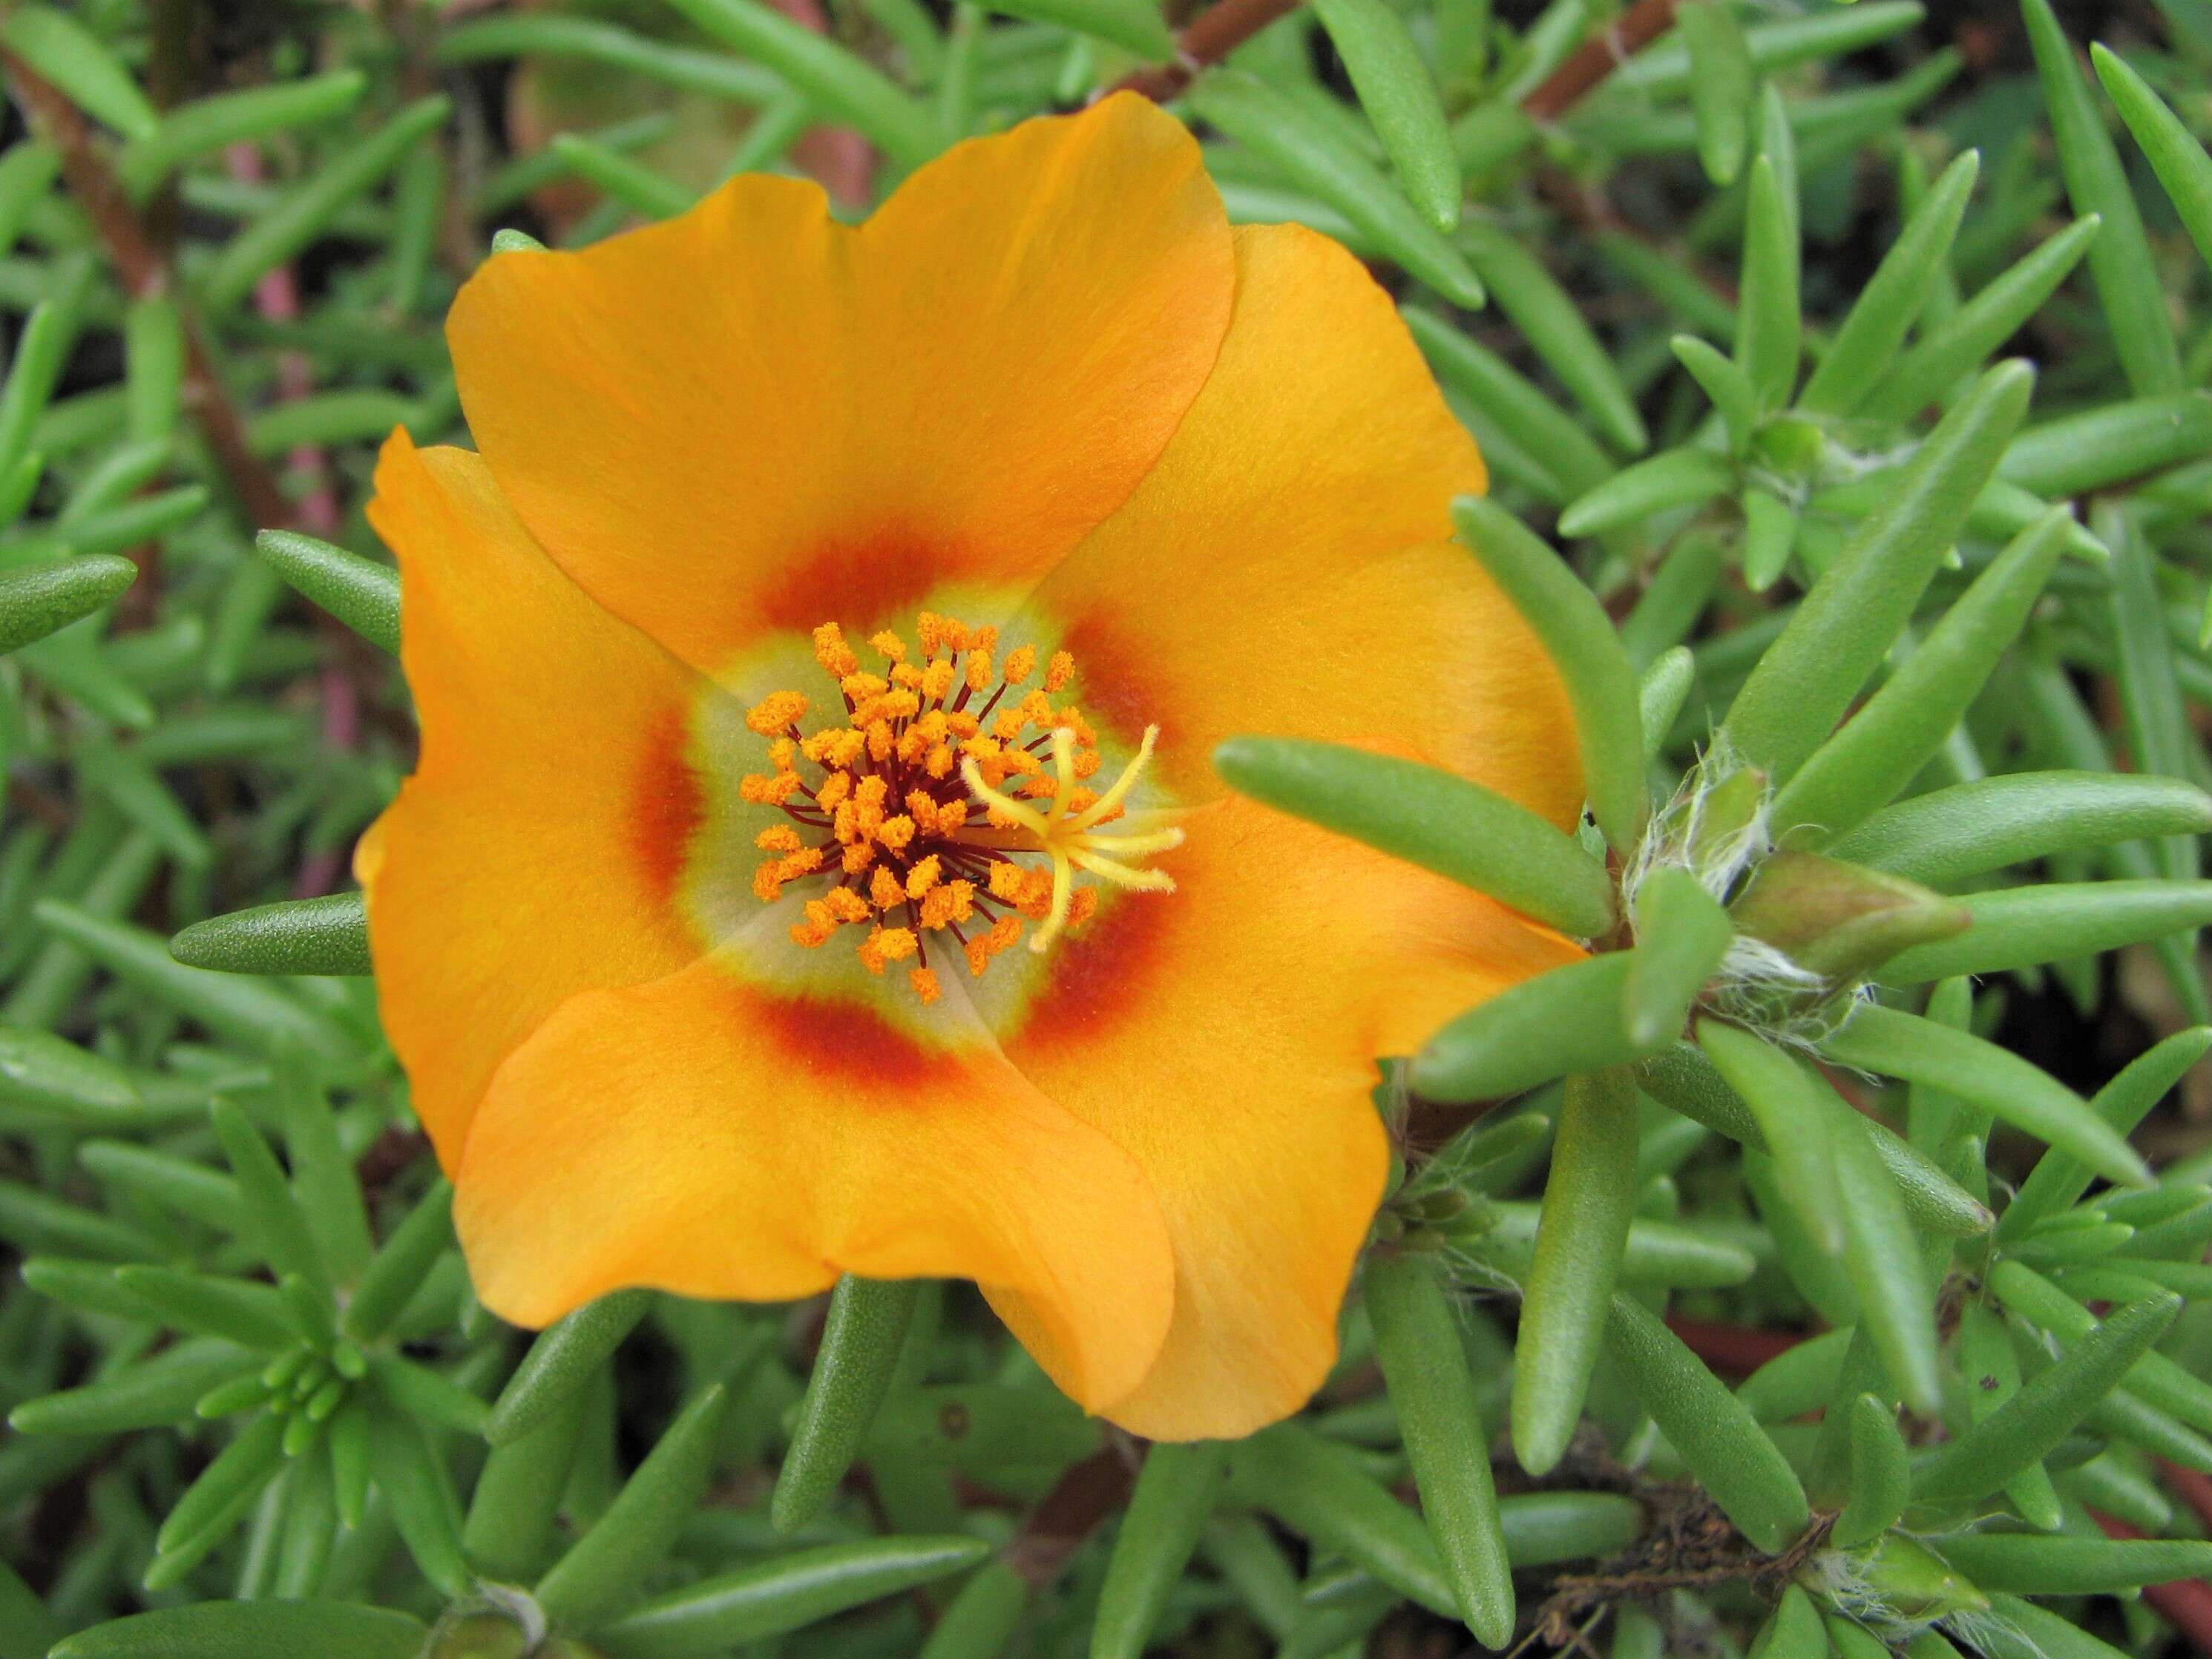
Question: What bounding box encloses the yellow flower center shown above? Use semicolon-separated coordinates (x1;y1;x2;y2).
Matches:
738;614;1182;1003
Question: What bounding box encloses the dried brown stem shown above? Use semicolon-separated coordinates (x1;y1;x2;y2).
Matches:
4;53;295;533
1535;1497;1831;1649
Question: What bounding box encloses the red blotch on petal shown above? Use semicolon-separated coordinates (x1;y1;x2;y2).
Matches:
1052;602;1216;799
1012;878;1172;1053
749;988;947;1091
758;528;974;636
631;708;703;909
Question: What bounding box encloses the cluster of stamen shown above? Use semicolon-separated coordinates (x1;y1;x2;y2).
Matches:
740;614;1181;1002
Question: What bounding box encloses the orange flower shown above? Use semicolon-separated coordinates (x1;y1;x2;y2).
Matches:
356;93;1583;1440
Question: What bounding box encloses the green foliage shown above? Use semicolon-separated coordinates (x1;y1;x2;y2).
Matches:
5;3;2212;1658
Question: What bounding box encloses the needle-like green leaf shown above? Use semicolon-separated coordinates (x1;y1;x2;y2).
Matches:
1821;1005;2151;1185
1697;1021;1844;1256
1414;953;1647;1102
1454;496;1647;851
201;98;451;312
170;893;370;977
538;1384;733;1629
0;557;135;655
1676;2;1753;186
1772;509;2070;844
485;1289;654;1445
47;1603;427;1659
1832;1395;1911;1547
1828;772;2212;889
1558;447;1734;539
1457;221;1646;454
1736;154;1801;407
591;1537;998;1654
772;1276;920;1532
1192;72;1485;309
1366;1253;1514;1645
2021;0;2182;395
1213;737;1615;938
1;7;158;139
1624;872;1731;1048
1604;1292;1808;1552
1512;1066;1638;1476
664;0;936;166
1798;148;1980;418
254;531;398;657
1911;1292;2180;1511
1724;360;2035;783
1313;0;1460;231
1092;1442;1228;1659
1877;881;2212;983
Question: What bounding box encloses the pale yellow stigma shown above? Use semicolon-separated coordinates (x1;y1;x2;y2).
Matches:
959;723;1181;955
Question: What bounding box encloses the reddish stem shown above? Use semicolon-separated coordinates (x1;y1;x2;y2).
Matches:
1005;1446;1138;1587
219;145;361;900
2093;1511;2212;1658
1115;0;1303;102
4;54;293;533
2163;1462;2212;1535
1117;0;1679;115
1521;0;1684;122
1666;1317;1806;1376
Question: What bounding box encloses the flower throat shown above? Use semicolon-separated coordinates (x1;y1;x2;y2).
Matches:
741;614;1182;1005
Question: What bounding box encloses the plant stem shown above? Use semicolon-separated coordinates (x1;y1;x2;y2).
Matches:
1523;0;1683;122
1118;0;1680;116
4;53;293;532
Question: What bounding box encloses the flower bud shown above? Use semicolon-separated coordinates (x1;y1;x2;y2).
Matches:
1731;850;1969;983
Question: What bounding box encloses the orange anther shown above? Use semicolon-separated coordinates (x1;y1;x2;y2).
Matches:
870;867;905;911
857;926;919;974
740;772;806;805
746;690;809;735
920;880;974;929
813;622;859;678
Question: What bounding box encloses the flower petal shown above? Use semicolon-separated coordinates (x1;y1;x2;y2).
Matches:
1028;222;1582;829
453;955;1176;1413
1002;796;1580;1440
447;93;1234;679
357;432;714;1163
